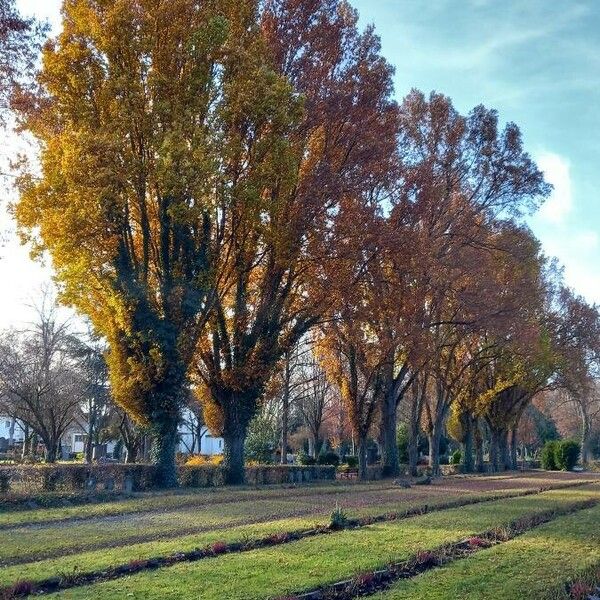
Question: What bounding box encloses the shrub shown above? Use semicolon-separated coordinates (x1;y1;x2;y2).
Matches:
343;455;359;468
245;415;277;464
185;454;223;466
396;423;409;464
317;450;340;466
555;440;580;471
329;503;349;530
296;450;316;465
0;469;10;493
541;440;559;470
450;449;462;465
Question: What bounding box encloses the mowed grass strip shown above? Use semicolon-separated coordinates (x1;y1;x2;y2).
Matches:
371;501;600;600
0;481;377;528
0;499;314;565
1;471;582;529
46;485;600;600
0;480;544;565
0;487;531;583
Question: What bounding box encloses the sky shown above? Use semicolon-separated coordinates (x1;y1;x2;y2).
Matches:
1;0;599;327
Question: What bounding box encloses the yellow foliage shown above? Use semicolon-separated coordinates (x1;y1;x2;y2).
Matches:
185;454;224;466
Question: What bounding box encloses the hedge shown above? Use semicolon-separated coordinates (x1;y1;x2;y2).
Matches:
0;463;336;495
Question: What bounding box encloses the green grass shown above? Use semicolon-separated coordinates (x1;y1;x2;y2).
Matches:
0;481;368;527
47;485;600;600
371;501;600;600
0;487;526;583
0;480;544;565
0;472;582;529
0;499;315;563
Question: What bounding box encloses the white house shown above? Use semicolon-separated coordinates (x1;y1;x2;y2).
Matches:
177;408;224;456
0;416;24;451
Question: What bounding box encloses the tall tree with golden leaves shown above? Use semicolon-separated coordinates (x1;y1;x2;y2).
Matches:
15;0;300;486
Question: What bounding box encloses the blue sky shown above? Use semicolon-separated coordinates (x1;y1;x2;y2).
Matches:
1;0;598;327
351;0;600;301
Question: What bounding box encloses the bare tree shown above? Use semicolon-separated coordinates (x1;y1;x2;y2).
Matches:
0;298;84;462
296;355;333;458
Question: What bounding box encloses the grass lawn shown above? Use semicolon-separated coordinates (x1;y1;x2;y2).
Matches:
45;483;600;600
372;501;600;600
2;474;574;567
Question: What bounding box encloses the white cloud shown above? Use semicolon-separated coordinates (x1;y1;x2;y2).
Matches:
536;152;573;224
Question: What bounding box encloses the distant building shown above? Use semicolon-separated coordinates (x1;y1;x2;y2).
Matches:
0;410;224;458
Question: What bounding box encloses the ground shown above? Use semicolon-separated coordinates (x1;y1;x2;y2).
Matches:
1;471;599;599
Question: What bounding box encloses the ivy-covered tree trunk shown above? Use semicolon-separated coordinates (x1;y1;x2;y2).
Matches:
223;425;248;485
150;414;180;488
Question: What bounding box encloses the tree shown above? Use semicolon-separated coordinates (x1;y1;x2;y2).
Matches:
0;0;47;122
195;0;400;483
0;299;84;462
15;0;303;486
68;331;111;462
295;352;333;458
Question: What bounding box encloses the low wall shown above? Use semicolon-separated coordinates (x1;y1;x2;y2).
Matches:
0;463;336;495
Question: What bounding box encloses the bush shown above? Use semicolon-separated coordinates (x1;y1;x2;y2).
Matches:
245;416;278;464
450;449;462;465
396;423;409;464
317;450;340;466
0;463;336;496
555;440;580;471
329;503;349;530
343;455;358;468
185;454;223;466
296;450;316;465
541;440;559;470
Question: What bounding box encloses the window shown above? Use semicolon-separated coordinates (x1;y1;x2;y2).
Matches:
74;434;85;443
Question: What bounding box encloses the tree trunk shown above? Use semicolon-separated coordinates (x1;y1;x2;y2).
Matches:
461;417;474;473
196;421;203;454
428;413;445;476
21;423;30;459
580;406;591;464
408;378;423;477
85;432;94;463
45;440;58;463
223;427;247;485
474;425;485;473
124;442;138;463
8;417;15;447
498;429;511;471
150;416;179;488
280;388;289;464
489;429;499;472
357;433;368;480
380;389;400;478
510;426;518;470
307;436;315;458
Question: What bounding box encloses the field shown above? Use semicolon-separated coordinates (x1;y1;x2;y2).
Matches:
2;471;600;599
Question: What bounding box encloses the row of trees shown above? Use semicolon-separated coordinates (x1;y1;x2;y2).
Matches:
4;0;600;485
